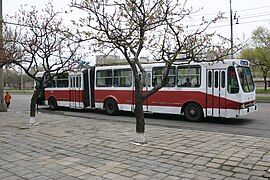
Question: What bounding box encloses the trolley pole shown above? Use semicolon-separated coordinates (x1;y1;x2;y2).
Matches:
229;0;234;59
0;0;6;112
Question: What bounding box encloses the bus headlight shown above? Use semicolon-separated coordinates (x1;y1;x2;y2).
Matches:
240;104;245;109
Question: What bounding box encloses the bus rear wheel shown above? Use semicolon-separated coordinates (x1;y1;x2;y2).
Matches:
184;102;203;122
48;97;58;110
104;98;118;115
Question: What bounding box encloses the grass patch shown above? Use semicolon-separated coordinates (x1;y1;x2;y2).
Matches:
5;89;33;94
256;96;270;102
256;88;270;94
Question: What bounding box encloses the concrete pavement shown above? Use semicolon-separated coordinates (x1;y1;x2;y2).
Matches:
0;109;269;180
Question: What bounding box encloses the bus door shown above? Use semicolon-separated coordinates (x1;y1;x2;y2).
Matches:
131;71;151;112
206;69;226;117
69;74;82;108
143;71;151;112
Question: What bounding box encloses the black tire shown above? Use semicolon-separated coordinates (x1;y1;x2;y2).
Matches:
184;102;203;122
48;97;58;110
104;98;118;115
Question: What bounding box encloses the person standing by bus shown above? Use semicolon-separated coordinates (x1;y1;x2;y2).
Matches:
4;91;12;108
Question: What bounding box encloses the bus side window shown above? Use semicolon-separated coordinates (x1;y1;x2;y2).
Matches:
221;71;225;88
152;67;176;87
214;71;219;88
113;69;132;87
178;66;201;88
208;71;212;87
227;66;239;94
96;70;112;87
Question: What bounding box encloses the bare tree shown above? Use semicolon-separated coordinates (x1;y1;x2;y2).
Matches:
3;3;82;124
72;0;235;144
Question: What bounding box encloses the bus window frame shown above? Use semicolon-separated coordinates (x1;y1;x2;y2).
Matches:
113;68;132;87
227;66;239;94
96;69;113;87
177;65;201;88
152;66;176;87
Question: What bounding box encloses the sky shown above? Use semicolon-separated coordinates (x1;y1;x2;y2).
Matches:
3;0;270;46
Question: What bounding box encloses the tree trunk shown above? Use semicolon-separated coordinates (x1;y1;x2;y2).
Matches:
263;76;267;91
28;88;40;125
133;74;146;145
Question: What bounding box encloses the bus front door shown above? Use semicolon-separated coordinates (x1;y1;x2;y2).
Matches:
206;69;226;117
69;75;82;108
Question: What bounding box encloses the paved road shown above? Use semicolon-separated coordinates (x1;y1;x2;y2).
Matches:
11;94;270;138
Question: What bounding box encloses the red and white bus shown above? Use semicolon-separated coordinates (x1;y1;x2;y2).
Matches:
38;59;257;121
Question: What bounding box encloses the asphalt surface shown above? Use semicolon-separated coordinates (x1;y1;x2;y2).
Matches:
10;94;270;138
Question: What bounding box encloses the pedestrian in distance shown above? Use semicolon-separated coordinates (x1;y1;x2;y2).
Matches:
4;91;12;108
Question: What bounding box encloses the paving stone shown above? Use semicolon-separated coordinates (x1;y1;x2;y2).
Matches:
233;173;251;179
132;174;150;180
218;170;234;177
224;160;240;166
205;162;221;168
0;110;270;180
103;172;130;180
232;167;250;174
249;176;269;180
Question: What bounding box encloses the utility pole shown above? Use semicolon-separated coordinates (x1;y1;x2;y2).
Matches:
229;0;234;59
0;0;6;112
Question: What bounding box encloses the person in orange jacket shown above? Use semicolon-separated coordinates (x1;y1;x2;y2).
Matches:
4;91;12;108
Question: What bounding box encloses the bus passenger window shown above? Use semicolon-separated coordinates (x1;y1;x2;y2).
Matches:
208;71;212;87
55;73;68;88
214;71;219;88
178;66;201;88
227;66;239;94
72;77;76;88
221;71;225;88
96;70;112;87
113;69;132;87
152;67;175;87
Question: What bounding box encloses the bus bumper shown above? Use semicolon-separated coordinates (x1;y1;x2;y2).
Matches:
238;105;258;117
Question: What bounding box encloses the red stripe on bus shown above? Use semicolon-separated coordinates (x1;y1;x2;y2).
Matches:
95;90;241;109
45;90;84;102
45;89;244;109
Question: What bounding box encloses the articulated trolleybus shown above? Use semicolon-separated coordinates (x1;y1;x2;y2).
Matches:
39;59;257;121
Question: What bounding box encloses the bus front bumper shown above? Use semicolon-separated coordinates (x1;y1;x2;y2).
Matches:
238;105;258;117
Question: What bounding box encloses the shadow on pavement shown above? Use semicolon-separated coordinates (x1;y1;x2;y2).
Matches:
39;106;253;126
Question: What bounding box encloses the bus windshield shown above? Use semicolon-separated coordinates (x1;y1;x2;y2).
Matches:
237;66;255;93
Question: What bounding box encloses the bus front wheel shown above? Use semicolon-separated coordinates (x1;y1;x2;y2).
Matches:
48;97;58;110
184;102;203;122
104;98;118;115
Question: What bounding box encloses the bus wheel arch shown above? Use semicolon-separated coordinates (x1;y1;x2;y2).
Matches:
48;96;58;110
104;97;119;115
182;101;204;122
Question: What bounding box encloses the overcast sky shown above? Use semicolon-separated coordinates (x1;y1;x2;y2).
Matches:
3;0;270;43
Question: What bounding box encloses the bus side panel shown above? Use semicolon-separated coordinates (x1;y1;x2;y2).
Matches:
95;89;133;110
45;89;84;108
147;90;207;114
